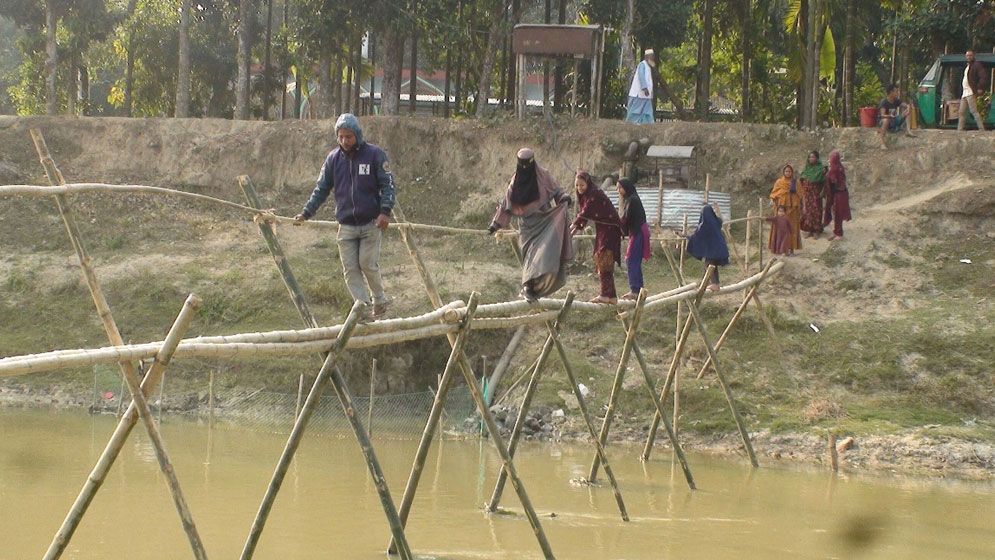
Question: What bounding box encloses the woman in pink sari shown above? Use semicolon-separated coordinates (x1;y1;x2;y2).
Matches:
823;150;852;240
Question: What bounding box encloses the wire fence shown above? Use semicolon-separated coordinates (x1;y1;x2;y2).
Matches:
193;385;479;437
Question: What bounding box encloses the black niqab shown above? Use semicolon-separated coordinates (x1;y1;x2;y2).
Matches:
510;156;540;206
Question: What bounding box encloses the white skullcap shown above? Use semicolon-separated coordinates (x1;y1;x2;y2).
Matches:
517;147;535;160
644;49;655;55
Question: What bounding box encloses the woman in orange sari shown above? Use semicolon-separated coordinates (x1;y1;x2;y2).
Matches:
769;164;802;253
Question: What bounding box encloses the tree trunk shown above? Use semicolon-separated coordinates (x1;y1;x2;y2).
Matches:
318;50;332;119
334;54;343;115
175;0;192;117
353;35;362;114
843;0;855;126
808;0;825;129
380;26;404;115
619;0;635;74
235;0;254;120
79;65;89;115
262;0;273;119
476;1;509;118
739;0;752;121
67;55;77;116
409;26;418;113
280;0;288;119
542;0;550;115
444;50;452;117
44;0;58;115
695;0;714;121
345;48;354;114
658;74;688;120
553;0;566;112
505;0;519;110
124;0;138;117
802;0;817;128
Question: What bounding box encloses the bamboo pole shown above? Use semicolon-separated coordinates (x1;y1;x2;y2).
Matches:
641;269;711;462
588;289;647;482
829;433;839;472
487;296;573;513
695;260;778;379
389;293;480;553
745;209;752;274
239;179;413;560
44;295;203;560
394;204;554;559
208;370;215;422
368;359;376;438
628;339;696;489
662;246;758;468
295;375;305;419
488;325;526;393
758;197;764;269
31;129;208;560
241;302;413;560
547;296;630;520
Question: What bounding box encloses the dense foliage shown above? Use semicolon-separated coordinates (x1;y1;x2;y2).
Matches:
0;0;991;125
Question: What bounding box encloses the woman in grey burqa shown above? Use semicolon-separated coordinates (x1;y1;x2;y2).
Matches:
489;148;574;301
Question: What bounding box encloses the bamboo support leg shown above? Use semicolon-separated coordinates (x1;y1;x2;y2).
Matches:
369;359;376;438
388;294;480;554
629;340;695;489
32;130;207;560
240;302;412;560
455;349;555;559
588;289;648;483
546;297;630;520
44;296;204;560
395;203;554;559
641;270;711;462
486;297;571;513
663;248;758;468
695;260;778;379
745;210;752;274
239;178;412;559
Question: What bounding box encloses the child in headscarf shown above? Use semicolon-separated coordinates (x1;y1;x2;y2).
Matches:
769;163;802;252
685;204;729;291
799;150;827;237
823;150;852;240
571;171;622;304
617;178;650;300
767;205;795;256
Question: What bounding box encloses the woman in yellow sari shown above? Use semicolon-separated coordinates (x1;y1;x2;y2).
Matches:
769;164;802;253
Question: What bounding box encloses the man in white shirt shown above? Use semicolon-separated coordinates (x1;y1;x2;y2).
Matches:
625;49;656;124
958;50;988;132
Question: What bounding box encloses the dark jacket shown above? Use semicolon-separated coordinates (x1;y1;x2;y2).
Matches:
967;61;989;94
302;142;396;225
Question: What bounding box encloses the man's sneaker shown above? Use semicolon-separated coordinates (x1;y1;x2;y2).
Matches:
373;302;389;320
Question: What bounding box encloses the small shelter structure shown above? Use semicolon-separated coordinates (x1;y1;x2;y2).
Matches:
512;24;605;119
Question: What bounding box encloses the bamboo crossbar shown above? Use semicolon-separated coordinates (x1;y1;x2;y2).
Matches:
0;263;784;378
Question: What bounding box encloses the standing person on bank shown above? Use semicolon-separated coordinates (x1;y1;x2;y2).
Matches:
958;50;989;132
799;150;827;238
294;113;396;320
823;150;852;241
625;50;656;124
769;163;802;253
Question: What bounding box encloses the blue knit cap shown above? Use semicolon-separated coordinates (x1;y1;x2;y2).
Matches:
334;113;364;144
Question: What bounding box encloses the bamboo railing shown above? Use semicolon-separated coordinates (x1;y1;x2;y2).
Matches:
0;130;789;560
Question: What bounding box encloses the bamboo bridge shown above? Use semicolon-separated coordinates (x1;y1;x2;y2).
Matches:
0;130;785;560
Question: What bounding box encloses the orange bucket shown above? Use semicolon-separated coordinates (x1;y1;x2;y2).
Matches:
859;106;878;127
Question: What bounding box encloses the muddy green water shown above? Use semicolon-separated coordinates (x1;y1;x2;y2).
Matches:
1;410;994;560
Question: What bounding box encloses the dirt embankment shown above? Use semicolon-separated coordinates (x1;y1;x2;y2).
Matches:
1;115;993;479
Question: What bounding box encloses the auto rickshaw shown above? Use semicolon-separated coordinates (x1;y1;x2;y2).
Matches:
916;53;995;129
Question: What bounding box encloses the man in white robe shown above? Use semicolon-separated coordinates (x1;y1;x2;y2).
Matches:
625;49;656;124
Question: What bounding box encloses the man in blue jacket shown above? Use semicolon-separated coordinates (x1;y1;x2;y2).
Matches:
294;113;396;319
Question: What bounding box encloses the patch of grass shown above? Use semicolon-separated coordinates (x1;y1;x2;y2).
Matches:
104;235;126;251
819;242;847;268
4;269;34;293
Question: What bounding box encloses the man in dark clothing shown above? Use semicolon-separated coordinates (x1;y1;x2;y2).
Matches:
877;83;915;147
958;50;989;132
294;113;396;319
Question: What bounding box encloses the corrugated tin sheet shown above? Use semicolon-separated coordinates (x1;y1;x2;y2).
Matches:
606;189;732;229
646;145;695;159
